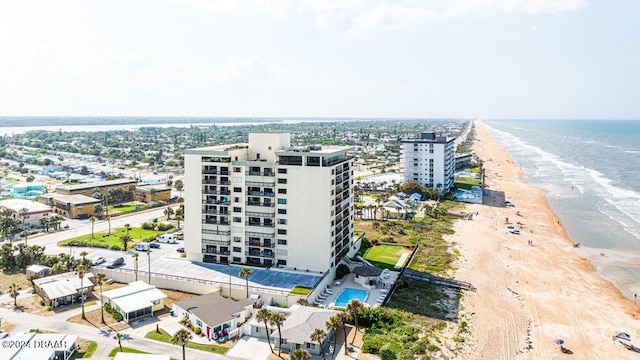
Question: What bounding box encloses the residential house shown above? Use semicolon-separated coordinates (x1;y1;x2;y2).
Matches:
33;271;94;308
101;281;167;323
0;333;78;360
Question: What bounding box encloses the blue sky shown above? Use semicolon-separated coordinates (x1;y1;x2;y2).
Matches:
0;0;638;119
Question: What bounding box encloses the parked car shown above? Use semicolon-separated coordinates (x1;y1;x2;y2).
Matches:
176;247;185;253
135;243;150;251
156;234;177;244
149;242;161;249
91;256;106;265
106;257;125;268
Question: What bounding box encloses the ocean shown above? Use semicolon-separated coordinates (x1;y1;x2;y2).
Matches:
483;120;640;299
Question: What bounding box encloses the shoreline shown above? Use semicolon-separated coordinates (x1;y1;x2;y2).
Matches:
451;123;640;359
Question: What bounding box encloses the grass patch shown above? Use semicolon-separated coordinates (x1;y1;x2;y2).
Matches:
145;329;228;354
59;226;163;250
363;245;409;270
109;204;147;213
454;176;481;190
70;340;97;359
108;347;148;356
289;286;312;296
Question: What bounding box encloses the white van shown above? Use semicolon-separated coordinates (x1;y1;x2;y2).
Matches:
156;234;176;244
135;243;150;251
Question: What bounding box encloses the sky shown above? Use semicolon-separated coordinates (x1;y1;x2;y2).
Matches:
0;0;639;119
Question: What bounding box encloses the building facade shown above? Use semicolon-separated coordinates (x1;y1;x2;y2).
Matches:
401;132;456;192
184;133;356;272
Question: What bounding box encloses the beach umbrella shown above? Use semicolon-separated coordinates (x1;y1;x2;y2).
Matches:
554;339;564;345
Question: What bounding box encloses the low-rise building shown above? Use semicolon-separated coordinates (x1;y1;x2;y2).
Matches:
101;281;167;323
36;193;101;219
173;292;253;340
0;332;78;360
352;265;383;289
134;185;172;204
0;198;52;228
33;271;94;308
26;264;51;278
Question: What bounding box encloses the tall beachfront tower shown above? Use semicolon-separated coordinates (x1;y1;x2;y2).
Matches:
401;132;456;193
184;133;356;273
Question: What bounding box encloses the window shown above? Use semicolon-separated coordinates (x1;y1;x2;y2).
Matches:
233;167;241;172
196;319;202;327
278;189;287;194
277;229;287;235
277;178;287;184
277;259;287;266
277;198;287;205
233;236;242;242
234;187;242;192
234;197;240;203
233;247;241;252
278;168;287;174
277;209;287;215
277;219;287;225
277;239;287;245
233;257;241;263
233;207;242;213
233;217;242;223
306;343;316;349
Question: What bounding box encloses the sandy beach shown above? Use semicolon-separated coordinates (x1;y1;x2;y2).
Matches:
451;123;640;359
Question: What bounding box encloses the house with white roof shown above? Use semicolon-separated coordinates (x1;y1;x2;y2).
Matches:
0;198;52;228
0;332;78;360
33;271;94;308
101;281;167;323
250;305;338;356
26;264;51;278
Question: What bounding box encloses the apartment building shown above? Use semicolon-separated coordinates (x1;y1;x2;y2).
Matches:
401;132;456;192
184;133;356;273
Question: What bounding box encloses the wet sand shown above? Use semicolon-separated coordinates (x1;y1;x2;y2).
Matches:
450;123;640;359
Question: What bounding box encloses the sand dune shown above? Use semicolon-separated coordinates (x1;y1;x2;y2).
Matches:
451;123;640;359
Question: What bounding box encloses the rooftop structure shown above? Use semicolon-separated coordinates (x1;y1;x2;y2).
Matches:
101;281;167;323
401;132;456;192
0;198;52;228
33;271;94;308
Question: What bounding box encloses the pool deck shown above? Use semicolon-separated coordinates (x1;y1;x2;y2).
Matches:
313;271;400;308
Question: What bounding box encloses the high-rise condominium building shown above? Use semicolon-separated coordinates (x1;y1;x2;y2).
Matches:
401;132;456;192
184;133;356;273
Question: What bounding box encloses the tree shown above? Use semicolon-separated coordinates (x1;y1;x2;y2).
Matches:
238;267;253;298
132;253;139;281
119;231;131;251
114;332;123;352
174;179;184;195
8;282;20;307
106;215;112;235
89;216;97;239
94;273;106;323
94;205;104;219
311;328;327;360
269;311;285;357
256;308;274;353
290;349;311;360
175;215;183;230
164;205;173;220
149;188;157;204
19;207;29;231
171;328;192;360
346;299;364;345
79;251;88;266
77;264;87;319
326;315;341;360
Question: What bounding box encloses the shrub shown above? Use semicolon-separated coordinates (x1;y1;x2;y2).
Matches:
109;245;121;251
194;326;201;335
335;264;350;280
44;305;52;311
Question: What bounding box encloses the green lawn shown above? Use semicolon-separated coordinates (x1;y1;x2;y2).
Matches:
454;176;481;190
289;286;312;296
69;341;97;359
59;226;164;250
109;204;148;213
146;329;228;354
108;347;148;356
363;245;410;270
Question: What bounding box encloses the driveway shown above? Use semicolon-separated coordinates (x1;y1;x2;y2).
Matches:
226;335;273;360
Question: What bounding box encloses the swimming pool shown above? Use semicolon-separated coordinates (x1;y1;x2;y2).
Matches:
334;288;369;307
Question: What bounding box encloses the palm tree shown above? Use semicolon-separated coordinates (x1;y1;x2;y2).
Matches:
290;349;311;360
94;204;103;219
269;311;285;356
238;267;253;298
164;205;173;220
337;311;350;354
119;231;131;251
346;299;364;345
106;215;112;235
311;328;327;360
132;253;139;281
19;207;29;231
175;215;183;230
77;264;87;319
114;332;123;352
21;230;29;246
326;315;341;360
171;328;192;360
80;251;88;265
89;216;96;242
256;308;274;353
8;282;20;307
94;273;106;323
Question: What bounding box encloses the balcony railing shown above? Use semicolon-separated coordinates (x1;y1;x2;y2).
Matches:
203;249;231;255
246;181;275;187
204;220;230;225
247;191;275;197
203;180;231;185
203;190;231;196
203;210;229;215
246;201;275;207
245;231;275;238
245;241;276;248
203;199;231;205
202;239;231;246
203;170;230;175
246;222;275;228
246;250;275;258
246;171;275;177
246;211;275;218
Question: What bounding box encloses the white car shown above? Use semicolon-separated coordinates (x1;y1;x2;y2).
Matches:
91;256;106;265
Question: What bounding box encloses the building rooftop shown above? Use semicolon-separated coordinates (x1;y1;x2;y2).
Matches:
174;292;252;326
33;271;94;300
0;332;78;360
0;198;52;214
278;305;339;345
55;178;137;191
353;265;383;277
102;281;167;313
38;193;102;205
26;264;51;273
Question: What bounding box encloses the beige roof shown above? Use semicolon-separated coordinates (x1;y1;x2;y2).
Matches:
33;271;94;300
38;193;102;205
174;292;252;327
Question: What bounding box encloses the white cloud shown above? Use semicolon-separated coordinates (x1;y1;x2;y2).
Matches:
174;0;588;36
